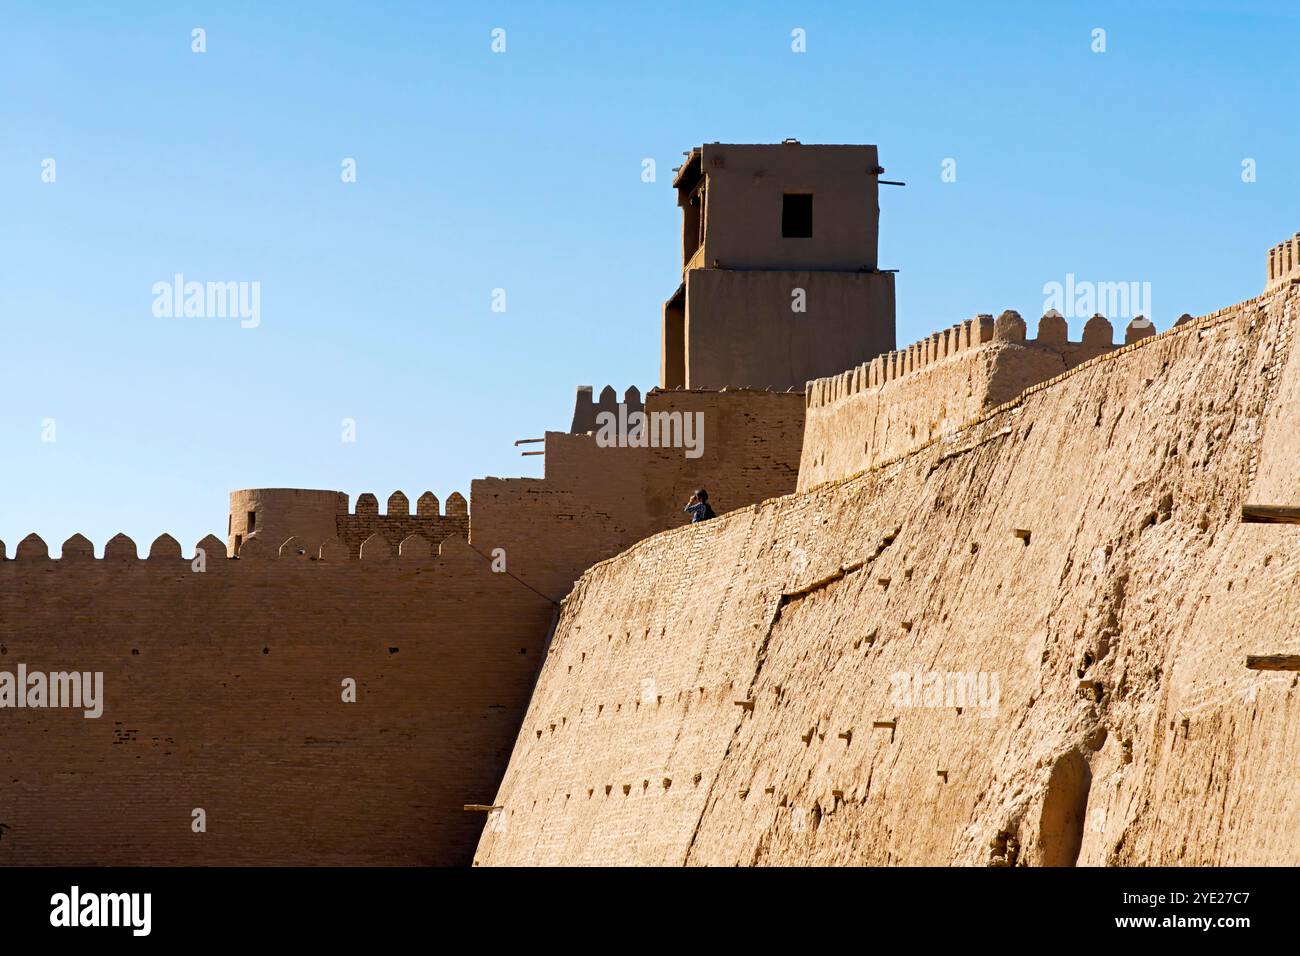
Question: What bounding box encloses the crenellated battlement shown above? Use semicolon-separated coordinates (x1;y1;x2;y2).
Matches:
250;529;484;566
798;309;1160;489
477;278;1300;868
805;309;1157;411
0;520;554;868
0;531;229;562
569;385;645;434
1266;232;1300;291
0;529;485;568
343;489;467;519
335;490;469;558
225;487;471;559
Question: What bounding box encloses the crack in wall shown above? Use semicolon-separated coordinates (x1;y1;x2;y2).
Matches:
683;558;868;864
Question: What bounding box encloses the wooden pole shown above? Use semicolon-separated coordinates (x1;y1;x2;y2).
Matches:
1241;505;1300;524
1245;655;1300;671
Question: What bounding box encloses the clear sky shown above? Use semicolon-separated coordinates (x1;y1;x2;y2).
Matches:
2;1;1297;553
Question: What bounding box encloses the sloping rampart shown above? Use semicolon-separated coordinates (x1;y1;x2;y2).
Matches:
475;286;1300;866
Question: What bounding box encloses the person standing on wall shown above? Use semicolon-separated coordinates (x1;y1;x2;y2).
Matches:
684;489;716;523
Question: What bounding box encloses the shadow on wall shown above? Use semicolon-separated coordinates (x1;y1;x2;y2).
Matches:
1037;748;1093;867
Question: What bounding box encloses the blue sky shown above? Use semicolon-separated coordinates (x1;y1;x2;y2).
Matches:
2;1;1297;553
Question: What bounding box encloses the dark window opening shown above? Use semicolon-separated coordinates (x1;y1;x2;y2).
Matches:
782;193;813;238
247;510;257;533
235;534;243;555
683;181;705;263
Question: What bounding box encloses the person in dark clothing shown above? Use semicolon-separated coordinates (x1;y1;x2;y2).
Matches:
684;488;716;523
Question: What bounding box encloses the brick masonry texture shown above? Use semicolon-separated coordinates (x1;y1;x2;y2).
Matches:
335;491;469;558
474;286;1300;865
0;537;553;866
0;388;803;866
5;255;1295;868
471;388;806;602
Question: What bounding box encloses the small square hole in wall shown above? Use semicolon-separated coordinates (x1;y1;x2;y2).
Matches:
782;193;813;238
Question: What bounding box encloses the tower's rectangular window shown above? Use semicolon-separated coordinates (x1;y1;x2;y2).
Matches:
782;193;813;238
247;510;257;533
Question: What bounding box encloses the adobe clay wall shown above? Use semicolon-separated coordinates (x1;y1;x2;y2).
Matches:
334;490;469;558
227;488;470;559
228;488;346;557
683;269;896;391
471;387;805;602
798;310;1156;490
474;284;1300;866
0;533;554;866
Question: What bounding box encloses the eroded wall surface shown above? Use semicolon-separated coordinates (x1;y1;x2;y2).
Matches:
0;536;553;866
475;287;1300;866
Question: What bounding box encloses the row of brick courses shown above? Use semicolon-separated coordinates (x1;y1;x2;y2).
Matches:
0;531;554;866
336;490;469;557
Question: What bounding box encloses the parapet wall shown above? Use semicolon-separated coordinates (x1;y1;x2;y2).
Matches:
0;532;553;866
0;386;802;864
475;285;1300;866
473;387;805;602
228;488;346;558
798;310;1157;490
228;488;470;559
1266;232;1300;291
334;490;469;558
570;385;645;434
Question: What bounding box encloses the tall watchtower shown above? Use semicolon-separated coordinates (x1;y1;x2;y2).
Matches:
661;141;897;391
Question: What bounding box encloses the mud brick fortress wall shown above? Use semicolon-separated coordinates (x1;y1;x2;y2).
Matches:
570;384;645;433
227;488;346;558
334;491;469;558
0;533;553;866
0;388;802;866
221;388;803;606
228;487;470;559
474;285;1300;866
7;134;1297;868
798;309;1158;490
471;387;806;602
